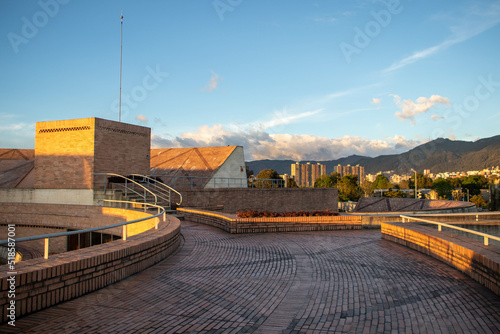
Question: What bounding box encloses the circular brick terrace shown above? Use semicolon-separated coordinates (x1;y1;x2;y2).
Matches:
3;220;500;333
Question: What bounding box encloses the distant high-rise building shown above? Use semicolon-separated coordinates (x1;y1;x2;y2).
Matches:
358;165;365;183
352;165;359;176
336;163;366;183
290;162;326;187
335;164;342;176
291;162;301;186
342;164;351;177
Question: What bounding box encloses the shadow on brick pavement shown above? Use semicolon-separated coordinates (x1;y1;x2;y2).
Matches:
3;220;500;333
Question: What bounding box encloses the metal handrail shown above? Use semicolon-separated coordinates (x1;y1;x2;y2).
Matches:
131;174;182;206
0;200;167;259
96;173;158;205
400;214;500;246
150;174;285;189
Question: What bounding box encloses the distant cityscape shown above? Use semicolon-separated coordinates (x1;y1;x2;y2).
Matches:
289;162;365;187
286;162;500;188
369;166;500;186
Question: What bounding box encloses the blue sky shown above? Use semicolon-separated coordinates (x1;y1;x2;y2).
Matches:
1;0;499;161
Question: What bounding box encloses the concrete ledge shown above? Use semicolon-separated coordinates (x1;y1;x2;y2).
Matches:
381;222;500;295
0;215;181;323
0;189;94;205
178;207;361;234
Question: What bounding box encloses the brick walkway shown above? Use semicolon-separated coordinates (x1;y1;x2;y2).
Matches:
3;221;500;333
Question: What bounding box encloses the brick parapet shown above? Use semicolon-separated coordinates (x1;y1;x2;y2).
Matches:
0;214;181;323
177;187;339;214
177;207;361;234
381;222;500;296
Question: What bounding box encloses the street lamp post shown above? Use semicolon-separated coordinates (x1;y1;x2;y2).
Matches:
411;169;417;199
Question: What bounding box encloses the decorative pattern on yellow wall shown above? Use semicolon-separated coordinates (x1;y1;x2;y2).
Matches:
38;126;92;133
97;126;148;137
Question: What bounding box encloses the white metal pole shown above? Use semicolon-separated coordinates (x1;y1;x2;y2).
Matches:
119;11;123;122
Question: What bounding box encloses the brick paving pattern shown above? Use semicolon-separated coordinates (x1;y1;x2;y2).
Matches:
3;220;500;333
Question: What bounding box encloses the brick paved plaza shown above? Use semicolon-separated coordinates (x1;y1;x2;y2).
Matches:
3;220;500;333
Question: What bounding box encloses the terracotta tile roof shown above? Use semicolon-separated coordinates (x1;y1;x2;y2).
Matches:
0;149;35;188
0;149;35;160
150;146;238;188
0;160;34;188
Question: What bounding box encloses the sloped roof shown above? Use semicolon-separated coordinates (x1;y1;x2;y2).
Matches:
0;149;35;160
0;160;34;188
150;146;238;188
0;149;35;188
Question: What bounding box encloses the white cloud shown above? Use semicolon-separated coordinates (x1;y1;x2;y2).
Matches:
254;108;323;130
151;124;422;161
431;115;444;121
0;122;31;131
383;2;500;74
201;71;222;92
371;98;381;104
135;114;149;123
393;94;450;124
309;15;337;23
0;122;35;148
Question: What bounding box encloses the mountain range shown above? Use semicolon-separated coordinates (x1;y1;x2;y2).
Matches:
246;135;500;176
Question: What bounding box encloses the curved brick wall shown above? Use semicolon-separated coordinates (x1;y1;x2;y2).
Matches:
382;222;500;296
0;203;161;255
0;203;181;323
178;208;361;234
354;197;476;213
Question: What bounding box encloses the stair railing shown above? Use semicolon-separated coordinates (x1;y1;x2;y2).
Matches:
96;173;158;207
130;174;183;209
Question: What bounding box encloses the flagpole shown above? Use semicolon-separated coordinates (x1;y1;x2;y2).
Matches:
119;10;123;122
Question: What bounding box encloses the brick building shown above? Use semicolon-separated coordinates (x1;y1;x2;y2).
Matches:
35;117;151;189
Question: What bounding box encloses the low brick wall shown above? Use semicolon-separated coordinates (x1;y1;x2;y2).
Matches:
353;212;500;228
178;208;361;234
0;216;181;324
382;222;500;296
177;188;339;214
0;203;159;255
354;197;476;213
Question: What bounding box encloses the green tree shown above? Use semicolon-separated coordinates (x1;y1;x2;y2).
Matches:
462;175;488;196
399;180;410;189
410;172;433;189
431;178;453;199
255;169;283;188
373;174;392;189
470;195;488;209
360;180;374;197
447;177;463;188
337;174;361;202
287;178;298;188
314;172;340;188
384;190;405;198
